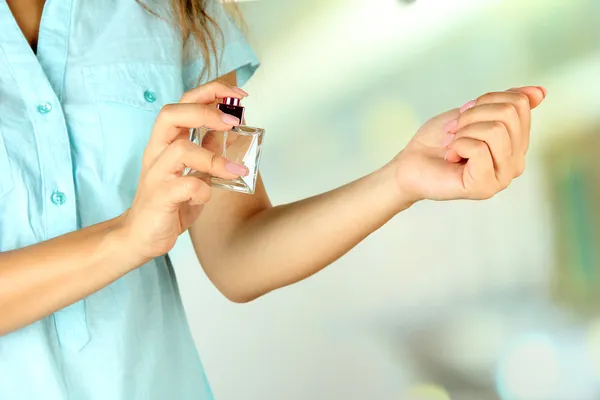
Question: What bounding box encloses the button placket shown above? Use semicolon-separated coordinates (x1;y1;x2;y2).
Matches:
32;0;90;351
35;101;89;350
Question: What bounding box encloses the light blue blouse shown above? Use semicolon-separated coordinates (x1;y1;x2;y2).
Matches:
0;1;259;399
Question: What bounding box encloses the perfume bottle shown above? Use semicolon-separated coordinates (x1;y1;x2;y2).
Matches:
188;97;265;194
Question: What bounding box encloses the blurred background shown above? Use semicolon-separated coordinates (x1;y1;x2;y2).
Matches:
170;0;600;399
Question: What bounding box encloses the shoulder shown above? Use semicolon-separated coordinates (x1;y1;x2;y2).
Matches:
183;2;260;89
72;1;183;65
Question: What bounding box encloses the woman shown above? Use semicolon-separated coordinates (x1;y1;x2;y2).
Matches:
0;0;546;399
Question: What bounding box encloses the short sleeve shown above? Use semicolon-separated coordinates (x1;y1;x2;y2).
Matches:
182;2;260;91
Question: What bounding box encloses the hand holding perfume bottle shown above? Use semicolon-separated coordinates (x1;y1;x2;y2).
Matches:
187;97;265;195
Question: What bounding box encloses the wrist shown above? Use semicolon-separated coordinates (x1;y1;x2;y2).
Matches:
390;150;428;206
105;211;152;272
373;161;418;215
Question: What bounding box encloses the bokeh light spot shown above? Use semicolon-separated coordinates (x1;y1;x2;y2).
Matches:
585;318;600;378
404;383;451;400
496;333;561;400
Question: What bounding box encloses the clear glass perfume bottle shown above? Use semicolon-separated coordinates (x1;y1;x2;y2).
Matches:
187;97;265;194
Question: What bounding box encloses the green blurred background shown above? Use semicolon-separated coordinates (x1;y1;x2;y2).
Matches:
171;0;600;399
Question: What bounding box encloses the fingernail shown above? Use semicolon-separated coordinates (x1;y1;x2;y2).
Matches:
537;86;547;98
221;113;240;126
444;118;458;133
460;100;476;113
233;87;249;97
442;133;455;148
225;161;248;176
444;151;449;161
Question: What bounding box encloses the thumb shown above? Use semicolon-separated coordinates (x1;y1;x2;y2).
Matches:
429;108;462;133
507;86;547;109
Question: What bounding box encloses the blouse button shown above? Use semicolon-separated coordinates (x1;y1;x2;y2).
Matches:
144;90;157;103
50;190;67;206
37;102;53;114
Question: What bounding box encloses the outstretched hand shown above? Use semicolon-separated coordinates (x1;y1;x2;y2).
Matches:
392;86;546;203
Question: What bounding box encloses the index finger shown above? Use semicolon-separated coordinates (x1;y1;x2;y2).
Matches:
180;80;248;104
144;103;240;168
506;86;547;110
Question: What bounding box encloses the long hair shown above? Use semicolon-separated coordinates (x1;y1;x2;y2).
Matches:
139;0;244;82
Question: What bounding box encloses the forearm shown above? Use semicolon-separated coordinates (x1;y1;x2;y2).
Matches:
204;164;412;302
0;214;143;335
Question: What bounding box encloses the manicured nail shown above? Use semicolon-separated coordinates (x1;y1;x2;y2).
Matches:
442;133;455;148
221;113;240;126
233;87;249;97
225;161;248;176
537;86;547;98
460;100;476;113
444;118;458;133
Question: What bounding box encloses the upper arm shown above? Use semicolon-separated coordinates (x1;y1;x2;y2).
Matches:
183;2;265;268
188;70;272;265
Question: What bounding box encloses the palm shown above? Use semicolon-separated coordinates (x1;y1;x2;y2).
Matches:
394;109;469;201
131;124;206;258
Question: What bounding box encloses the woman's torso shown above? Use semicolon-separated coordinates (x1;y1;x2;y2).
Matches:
0;0;258;398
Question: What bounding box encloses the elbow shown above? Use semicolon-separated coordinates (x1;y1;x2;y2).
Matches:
220;287;265;304
224;293;257;304
204;260;273;304
214;280;270;304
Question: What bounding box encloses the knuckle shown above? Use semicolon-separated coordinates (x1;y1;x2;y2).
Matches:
456;113;469;128
194;147;218;172
215;79;231;89
515;92;530;108
197;183;212;203
183;178;201;195
202;81;216;92
196;104;213;123
514;159;526;177
474;141;489;155
159;103;176;117
498;102;517;117
180;89;195;102
209;152;218;171
483;186;498;200
170;139;189;157
499;175;512;190
172;138;187;152
207;80;226;94
452;131;465;142
477;93;492;104
475;188;494;201
155;103;176;125
490;120;507;135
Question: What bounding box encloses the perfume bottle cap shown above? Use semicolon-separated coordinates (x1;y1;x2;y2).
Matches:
218;97;245;122
223;97;241;107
